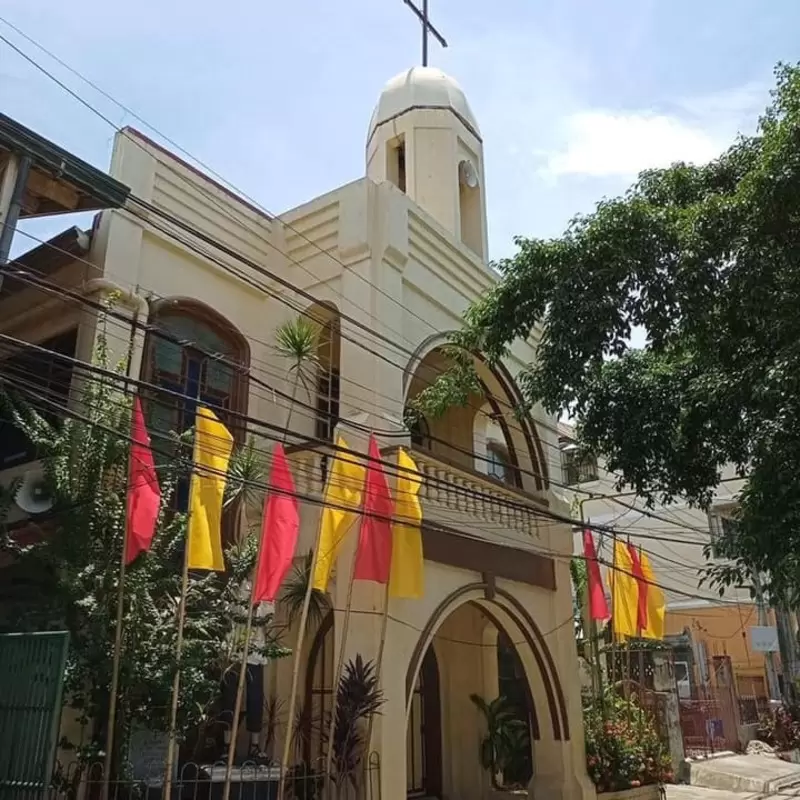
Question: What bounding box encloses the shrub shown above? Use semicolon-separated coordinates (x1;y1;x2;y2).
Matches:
584;690;672;792
757;704;800;752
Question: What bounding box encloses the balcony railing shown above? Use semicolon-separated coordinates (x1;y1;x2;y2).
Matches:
285;442;548;543
402;448;547;537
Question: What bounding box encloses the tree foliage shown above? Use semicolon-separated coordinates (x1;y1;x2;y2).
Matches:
416;63;800;601
0;329;287;764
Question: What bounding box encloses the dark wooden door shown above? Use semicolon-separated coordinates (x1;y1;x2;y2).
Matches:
407;647;442;798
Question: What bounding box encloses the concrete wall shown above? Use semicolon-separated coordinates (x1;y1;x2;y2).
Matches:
0;120;590;799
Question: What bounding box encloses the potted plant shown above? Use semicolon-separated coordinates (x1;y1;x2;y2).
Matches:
470;694;531;790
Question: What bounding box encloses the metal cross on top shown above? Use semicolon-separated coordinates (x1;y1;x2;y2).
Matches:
402;0;448;67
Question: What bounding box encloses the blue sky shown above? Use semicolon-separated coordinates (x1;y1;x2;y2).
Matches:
1;0;797;260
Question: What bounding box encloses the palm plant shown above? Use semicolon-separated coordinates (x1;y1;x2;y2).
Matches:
280;550;329;628
262;695;285;759
224;436;268;544
274;316;320;435
470;694;531;789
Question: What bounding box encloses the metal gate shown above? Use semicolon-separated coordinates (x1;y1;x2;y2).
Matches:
0;631;69;798
678;655;740;757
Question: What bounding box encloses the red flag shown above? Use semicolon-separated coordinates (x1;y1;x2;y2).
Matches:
627;543;648;633
353;435;394;583
125;397;161;564
582;529;610;621
253;444;300;603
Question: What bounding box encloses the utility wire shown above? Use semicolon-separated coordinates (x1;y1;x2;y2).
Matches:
0;366;735;607
0;338;728;559
4;243;735;543
0;24;745;538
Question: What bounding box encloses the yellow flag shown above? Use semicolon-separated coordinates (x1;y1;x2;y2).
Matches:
640;551;666;639
311;437;365;592
389;449;424;599
186;407;234;571
610;540;638;639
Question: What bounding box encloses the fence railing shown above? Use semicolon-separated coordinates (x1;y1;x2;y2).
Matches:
739;694;768;726
7;753;380;800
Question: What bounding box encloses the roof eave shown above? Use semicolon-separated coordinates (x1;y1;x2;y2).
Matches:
0;113;130;216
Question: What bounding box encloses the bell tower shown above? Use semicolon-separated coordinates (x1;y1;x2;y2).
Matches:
366;67;489;261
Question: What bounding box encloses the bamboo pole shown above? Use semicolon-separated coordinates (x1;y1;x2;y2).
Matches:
101;311;140;800
610;530;618;696
277;533;324;800
222;554;269;799
363;580;391;760
322;541;360;796
162;547;190;798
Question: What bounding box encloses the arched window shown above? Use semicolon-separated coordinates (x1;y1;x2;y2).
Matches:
408;413;431;450
304;612;334;765
486;441;512;484
144;300;249;510
311;305;340;443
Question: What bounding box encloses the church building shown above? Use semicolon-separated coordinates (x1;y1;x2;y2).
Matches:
0;63;594;800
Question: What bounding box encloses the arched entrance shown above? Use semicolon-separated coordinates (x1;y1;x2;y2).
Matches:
405;600;538;799
407;647;442;797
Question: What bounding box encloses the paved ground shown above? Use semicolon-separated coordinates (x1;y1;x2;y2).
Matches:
667;785;759;800
668;785;800;800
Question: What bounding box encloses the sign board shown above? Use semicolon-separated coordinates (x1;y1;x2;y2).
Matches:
750;625;779;652
128;725;177;784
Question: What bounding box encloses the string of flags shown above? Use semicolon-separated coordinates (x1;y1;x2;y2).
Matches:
582;528;666;640
118;397;428;795
124;399;425;598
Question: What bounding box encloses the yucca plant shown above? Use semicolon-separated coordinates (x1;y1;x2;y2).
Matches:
328;655;385;791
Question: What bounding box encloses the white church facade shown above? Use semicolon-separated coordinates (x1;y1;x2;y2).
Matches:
0;67;593;800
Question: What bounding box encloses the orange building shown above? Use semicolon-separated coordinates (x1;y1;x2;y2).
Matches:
666;604;777;701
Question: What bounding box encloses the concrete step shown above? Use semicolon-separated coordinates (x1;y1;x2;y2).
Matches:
684;754;800;795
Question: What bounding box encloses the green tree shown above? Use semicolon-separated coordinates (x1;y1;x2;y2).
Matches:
0;329;286;767
414;63;800;602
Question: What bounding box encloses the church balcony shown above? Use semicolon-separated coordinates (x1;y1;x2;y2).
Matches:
284;440;550;550
392;446;548;545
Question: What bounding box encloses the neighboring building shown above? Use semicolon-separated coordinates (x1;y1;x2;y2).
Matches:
558;422;778;702
0;68;593;800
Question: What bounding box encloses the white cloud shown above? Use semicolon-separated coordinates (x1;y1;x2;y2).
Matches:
542;110;726;179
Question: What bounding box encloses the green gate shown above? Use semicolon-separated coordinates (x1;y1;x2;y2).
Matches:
0;631;69;798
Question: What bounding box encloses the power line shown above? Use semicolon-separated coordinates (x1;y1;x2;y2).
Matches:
4;238;740;544
0;335;724;559
0;20;578;482
0;23;745;540
0;366;732;606
0;21;483;361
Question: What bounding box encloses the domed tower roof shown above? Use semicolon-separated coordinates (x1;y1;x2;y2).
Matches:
367;66;481;144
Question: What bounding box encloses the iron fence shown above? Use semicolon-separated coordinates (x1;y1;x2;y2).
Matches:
678;698;734;757
738;694;767;726
3;754;380;800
